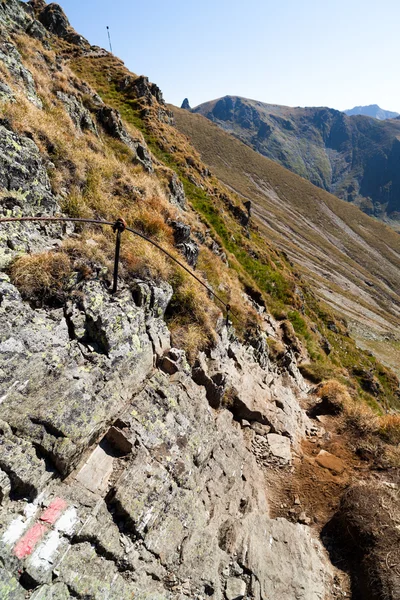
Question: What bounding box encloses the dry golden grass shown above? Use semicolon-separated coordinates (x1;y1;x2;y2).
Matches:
338;394;400;465
378;414;400;445
62;230;114;274
169;322;211;364
343;402;379;437
316;380;352;413
121;236;173;282
267;338;286;361
10;251;72;304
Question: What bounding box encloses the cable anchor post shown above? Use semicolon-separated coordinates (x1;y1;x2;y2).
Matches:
112;218;126;294
225;304;231;327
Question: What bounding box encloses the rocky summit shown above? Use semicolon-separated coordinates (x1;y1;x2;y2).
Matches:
0;2;400;600
344;104;399;120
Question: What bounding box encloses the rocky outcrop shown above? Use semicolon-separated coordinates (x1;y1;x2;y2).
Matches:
56;91;98;135
193;325;311;450
0;273;337;598
0;276;172;475
168;172;186;208
181;98;191;110
118;75;175;125
37;3;69;37
34;2;88;45
96;106;154;172
0;124;62;268
169;220;199;267
0;41;42;107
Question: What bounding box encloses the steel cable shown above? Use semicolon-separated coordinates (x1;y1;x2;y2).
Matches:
0;215;234;319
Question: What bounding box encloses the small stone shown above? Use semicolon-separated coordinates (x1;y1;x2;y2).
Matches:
294;496;301;505
298;512;311;525
225;577;246;600
250;422;271;436
315;450;345;475
241;420;251;428
316;415;328;424
231;562;243;576
266;433;292;464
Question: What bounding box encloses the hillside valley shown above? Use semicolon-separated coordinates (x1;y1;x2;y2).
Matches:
0;2;400;600
173;105;400;376
191;96;400;226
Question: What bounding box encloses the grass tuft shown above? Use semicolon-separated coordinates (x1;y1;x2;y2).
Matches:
10;251;72;305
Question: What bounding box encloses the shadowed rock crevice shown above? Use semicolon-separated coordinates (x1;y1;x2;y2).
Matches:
29;417;67;439
70;532;131;573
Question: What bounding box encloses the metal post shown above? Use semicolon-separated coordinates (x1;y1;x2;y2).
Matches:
225;304;231;327
112;218;126;294
107;26;113;54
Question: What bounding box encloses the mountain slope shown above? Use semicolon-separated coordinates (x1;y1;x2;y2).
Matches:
1;3;400;600
173;105;400;374
193;96;400;225
345;104;399;120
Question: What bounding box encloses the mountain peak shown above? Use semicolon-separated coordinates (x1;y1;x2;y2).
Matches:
344;104;399;120
181;97;191;110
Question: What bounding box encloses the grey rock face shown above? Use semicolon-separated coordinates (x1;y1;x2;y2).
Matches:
0;0;30;33
195;325;312;448
37;3;70;37
96;106;154;172
0;41;42;107
0;125;61;267
25;18;49;42
0;273;337;598
56;91;98;135
0;277;164;475
0;80;14;102
168;172;186;208
170;220;199;267
236;515;332;600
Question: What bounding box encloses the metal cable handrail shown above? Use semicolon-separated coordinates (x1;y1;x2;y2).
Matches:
0;215;233;320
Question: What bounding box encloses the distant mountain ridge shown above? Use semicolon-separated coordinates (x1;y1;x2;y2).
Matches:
193;96;400;223
344;104;399;120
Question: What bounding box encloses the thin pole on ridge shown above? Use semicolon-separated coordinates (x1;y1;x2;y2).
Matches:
106;26;113;54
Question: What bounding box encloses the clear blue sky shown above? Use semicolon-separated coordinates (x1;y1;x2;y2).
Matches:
55;0;400;112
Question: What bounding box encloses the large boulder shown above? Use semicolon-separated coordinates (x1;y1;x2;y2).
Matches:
38;3;70;37
0;278;164;475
